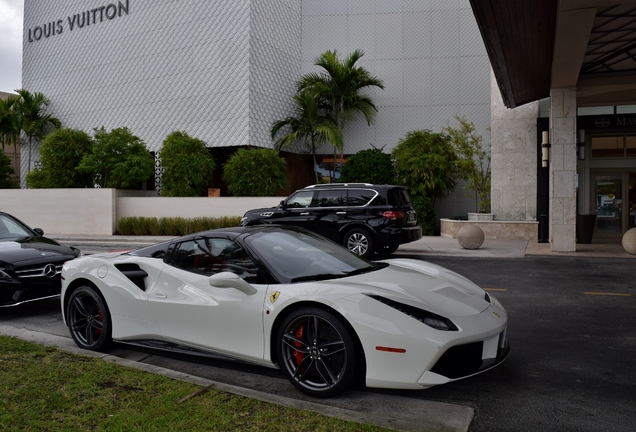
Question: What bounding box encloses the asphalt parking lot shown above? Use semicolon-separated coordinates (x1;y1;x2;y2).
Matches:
1;247;635;432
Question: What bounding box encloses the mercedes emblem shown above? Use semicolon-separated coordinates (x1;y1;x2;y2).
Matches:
43;264;57;278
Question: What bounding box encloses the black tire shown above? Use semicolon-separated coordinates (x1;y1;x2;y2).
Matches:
277;307;357;398
343;227;374;258
67;286;112;352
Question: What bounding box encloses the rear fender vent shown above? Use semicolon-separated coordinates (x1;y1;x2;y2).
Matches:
114;264;148;291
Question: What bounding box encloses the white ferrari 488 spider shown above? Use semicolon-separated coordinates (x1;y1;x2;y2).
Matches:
61;225;509;397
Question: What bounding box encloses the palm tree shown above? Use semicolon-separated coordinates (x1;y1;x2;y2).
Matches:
0;95;21;180
14;89;61;178
271;90;342;183
297;49;384;175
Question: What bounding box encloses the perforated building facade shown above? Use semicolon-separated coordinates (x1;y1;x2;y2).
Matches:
22;0;491;218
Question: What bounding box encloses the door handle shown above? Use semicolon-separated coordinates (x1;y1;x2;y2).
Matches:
154;291;167;299
300;212;309;215
336;212;346;215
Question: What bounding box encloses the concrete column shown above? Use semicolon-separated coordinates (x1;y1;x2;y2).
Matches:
490;70;539;221
549;89;577;252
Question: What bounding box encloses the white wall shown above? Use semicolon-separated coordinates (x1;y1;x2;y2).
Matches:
0;189;116;235
116;196;281;219
0;189;281;235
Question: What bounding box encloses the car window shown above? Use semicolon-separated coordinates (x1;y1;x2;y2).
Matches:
387;188;412;206
245;229;375;283
315;190;344;207
346;189;377;206
172;238;259;283
0;215;32;238
286;191;314;208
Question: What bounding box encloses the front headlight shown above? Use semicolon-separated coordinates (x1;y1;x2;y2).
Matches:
0;268;13;281
366;294;459;331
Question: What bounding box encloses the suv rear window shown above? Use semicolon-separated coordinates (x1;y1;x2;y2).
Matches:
387;188;412;206
346;189;378;206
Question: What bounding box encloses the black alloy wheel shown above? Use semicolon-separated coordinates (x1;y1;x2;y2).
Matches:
67;286;112;352
277;307;357;398
343;227;374;258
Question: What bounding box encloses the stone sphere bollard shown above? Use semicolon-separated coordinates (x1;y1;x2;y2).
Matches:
457;225;485;250
622;227;636;255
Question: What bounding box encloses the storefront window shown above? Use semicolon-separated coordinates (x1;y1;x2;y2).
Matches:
591;136;625;158
627;136;636;157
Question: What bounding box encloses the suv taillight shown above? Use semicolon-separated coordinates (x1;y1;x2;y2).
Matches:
383;211;404;221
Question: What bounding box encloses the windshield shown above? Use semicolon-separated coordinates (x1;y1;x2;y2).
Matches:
244;228;378;283
0;214;34;240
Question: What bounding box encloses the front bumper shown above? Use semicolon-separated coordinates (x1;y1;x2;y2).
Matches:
424;330;510;383
0;282;61;307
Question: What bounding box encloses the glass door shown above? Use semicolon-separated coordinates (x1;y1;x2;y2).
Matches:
593;174;623;236
629;173;636;230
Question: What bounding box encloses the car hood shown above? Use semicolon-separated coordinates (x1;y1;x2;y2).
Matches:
328;258;491;318
0;237;77;265
244;206;277;216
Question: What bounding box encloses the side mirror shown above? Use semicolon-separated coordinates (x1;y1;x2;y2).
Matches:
209;271;256;294
33;228;44;236
279;200;287;210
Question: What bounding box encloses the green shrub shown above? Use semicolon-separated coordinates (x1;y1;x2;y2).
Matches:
147;217;164;236
116;216;241;236
0;151;17;189
223;148;287;196
26;128;93;188
159;131;216;197
340;147;394;184
392;130;457;205
79;127;154;189
410;194;436;236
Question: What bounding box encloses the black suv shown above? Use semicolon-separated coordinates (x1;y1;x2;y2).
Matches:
240;184;422;258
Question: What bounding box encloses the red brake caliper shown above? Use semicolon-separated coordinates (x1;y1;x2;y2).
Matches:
293;324;305;366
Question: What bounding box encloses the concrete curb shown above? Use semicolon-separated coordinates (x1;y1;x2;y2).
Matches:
0;325;474;432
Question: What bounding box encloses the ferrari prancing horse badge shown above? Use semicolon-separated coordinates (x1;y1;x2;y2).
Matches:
270;291;280;304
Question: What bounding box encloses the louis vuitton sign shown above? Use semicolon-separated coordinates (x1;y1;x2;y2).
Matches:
27;0;130;43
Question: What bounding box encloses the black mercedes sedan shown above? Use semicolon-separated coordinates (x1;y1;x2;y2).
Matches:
0;211;82;307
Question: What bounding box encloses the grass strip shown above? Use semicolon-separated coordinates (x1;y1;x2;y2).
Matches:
0;336;386;431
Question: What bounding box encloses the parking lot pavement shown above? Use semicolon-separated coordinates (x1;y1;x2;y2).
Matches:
0;324;475;432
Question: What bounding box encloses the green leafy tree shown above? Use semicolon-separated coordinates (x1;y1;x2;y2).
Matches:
159;131;216;197
25;128;94;188
78;127;154;189
14;89;61;176
443;115;491;213
223;148;287;197
297;49;384;176
0;95;21;178
271;90;342;183
392;130;457;235
340;147;394;184
0;150;17;189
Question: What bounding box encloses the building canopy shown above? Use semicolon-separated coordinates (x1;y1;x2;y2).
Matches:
470;0;636;108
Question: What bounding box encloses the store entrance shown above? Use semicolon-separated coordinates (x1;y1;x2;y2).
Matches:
591;172;636;236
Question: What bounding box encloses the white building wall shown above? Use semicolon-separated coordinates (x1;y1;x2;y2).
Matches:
21;0;299;168
300;0;492;217
249;0;302;148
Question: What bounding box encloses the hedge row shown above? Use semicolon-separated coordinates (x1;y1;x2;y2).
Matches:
116;216;241;236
